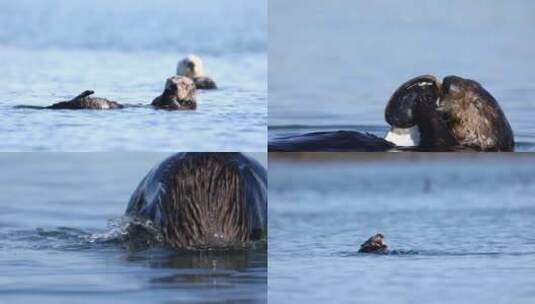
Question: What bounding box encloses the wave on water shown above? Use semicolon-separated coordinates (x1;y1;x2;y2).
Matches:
0;216;164;251
0;0;266;54
2;216;267;253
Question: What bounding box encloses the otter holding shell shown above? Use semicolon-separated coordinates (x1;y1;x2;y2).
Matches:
125;153;267;250
269;74;514;152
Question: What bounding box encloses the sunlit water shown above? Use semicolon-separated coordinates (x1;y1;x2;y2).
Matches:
0;0;266;151
268;0;535;151
0;153;267;304
269;154;535;304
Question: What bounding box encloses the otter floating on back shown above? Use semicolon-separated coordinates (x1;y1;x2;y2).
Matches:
125;153;267;250
177;55;217;90
14;90;123;110
269;75;514;152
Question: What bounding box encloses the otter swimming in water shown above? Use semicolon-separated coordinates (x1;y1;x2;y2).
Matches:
125;153;267;250
358;233;388;254
30;90;123;110
151;76;197;110
269;75;514;152
177;55;217;90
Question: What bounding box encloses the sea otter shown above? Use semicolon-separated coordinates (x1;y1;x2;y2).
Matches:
438;76;514;151
45;90;123;110
151;76;197;110
176;55;217;90
358;233;388;254
125;153;267;250
269;75;514;152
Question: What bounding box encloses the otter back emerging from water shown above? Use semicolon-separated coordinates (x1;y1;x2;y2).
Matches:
125;153;267;250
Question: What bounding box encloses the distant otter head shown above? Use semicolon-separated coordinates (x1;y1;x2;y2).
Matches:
126;153;267;250
438;76;514;151
177;55;205;78
359;233;388;253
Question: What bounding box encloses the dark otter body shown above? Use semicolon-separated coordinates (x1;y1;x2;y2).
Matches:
125;153;267;250
151;93;197;110
269;75;514;152
359;233;388;254
269;131;394;152
152;76;197;110
193;77;217;90
47;90;123;110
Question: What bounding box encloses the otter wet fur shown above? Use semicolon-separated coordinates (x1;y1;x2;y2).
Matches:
269;74;514;152
152;76;197;110
438;76;514;151
125;153;267;250
385;74;514;151
358;233;388;254
37;90;123;110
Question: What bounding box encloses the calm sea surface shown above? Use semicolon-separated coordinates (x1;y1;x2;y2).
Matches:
269;154;535;304
0;0;266;151
269;0;535;151
0;153;267;304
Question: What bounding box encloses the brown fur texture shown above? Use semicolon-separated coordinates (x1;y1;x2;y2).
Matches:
126;153;267;250
386;74;514;151
152;76;197;110
439;76;514;151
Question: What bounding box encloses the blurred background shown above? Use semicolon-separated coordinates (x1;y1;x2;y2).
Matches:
269;153;535;304
269;0;535;151
0;0;265;53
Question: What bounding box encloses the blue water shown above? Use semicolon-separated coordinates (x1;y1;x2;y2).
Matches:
269;154;535;304
268;0;535;151
0;0;266;151
0;153;267;303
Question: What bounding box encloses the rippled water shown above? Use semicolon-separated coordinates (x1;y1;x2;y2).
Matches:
0;0;266;151
0;153;267;303
269;154;535;304
268;0;535;151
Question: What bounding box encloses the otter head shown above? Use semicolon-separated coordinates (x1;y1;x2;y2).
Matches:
438;76;514;151
359;233;388;253
164;76;196;102
384;75;443;147
176;55;205;78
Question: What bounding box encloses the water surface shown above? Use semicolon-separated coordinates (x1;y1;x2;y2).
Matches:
269;154;535;304
0;153;267;303
0;0;266;151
